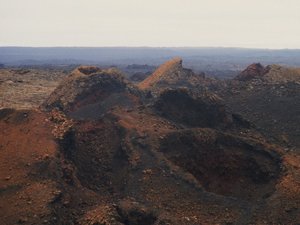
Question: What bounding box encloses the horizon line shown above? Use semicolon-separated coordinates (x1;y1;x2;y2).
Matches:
1;46;300;51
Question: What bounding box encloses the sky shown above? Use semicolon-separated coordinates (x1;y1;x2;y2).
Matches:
0;0;300;49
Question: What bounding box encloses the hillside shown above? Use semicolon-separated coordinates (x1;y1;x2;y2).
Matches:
138;57;206;94
235;63;300;83
218;63;300;148
44;66;142;120
0;60;300;224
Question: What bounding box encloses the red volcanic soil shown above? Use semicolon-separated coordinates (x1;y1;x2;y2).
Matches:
139;57;184;90
1;62;300;224
1;106;300;224
138;57;205;93
0;109;58;224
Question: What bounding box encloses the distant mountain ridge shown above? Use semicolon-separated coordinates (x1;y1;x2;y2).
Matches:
2;47;300;78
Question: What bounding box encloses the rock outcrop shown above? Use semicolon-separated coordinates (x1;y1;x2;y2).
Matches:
138;57;205;92
235;63;269;81
235;63;300;83
263;64;300;83
44;66;141;119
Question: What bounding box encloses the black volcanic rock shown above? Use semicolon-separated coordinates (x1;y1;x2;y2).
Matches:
160;128;281;200
43;66;141;119
154;88;233;128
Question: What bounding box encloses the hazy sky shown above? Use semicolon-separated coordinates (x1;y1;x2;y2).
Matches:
0;0;300;48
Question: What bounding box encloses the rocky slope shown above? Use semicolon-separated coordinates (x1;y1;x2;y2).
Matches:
1;61;300;224
44;66;142;120
216;63;300;148
235;63;300;83
153;88;234;129
234;63;269;81
138;57;206;93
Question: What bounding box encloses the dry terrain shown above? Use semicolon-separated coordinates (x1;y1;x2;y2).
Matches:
0;61;300;225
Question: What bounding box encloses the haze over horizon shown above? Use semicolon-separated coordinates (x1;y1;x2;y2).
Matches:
1;0;300;49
